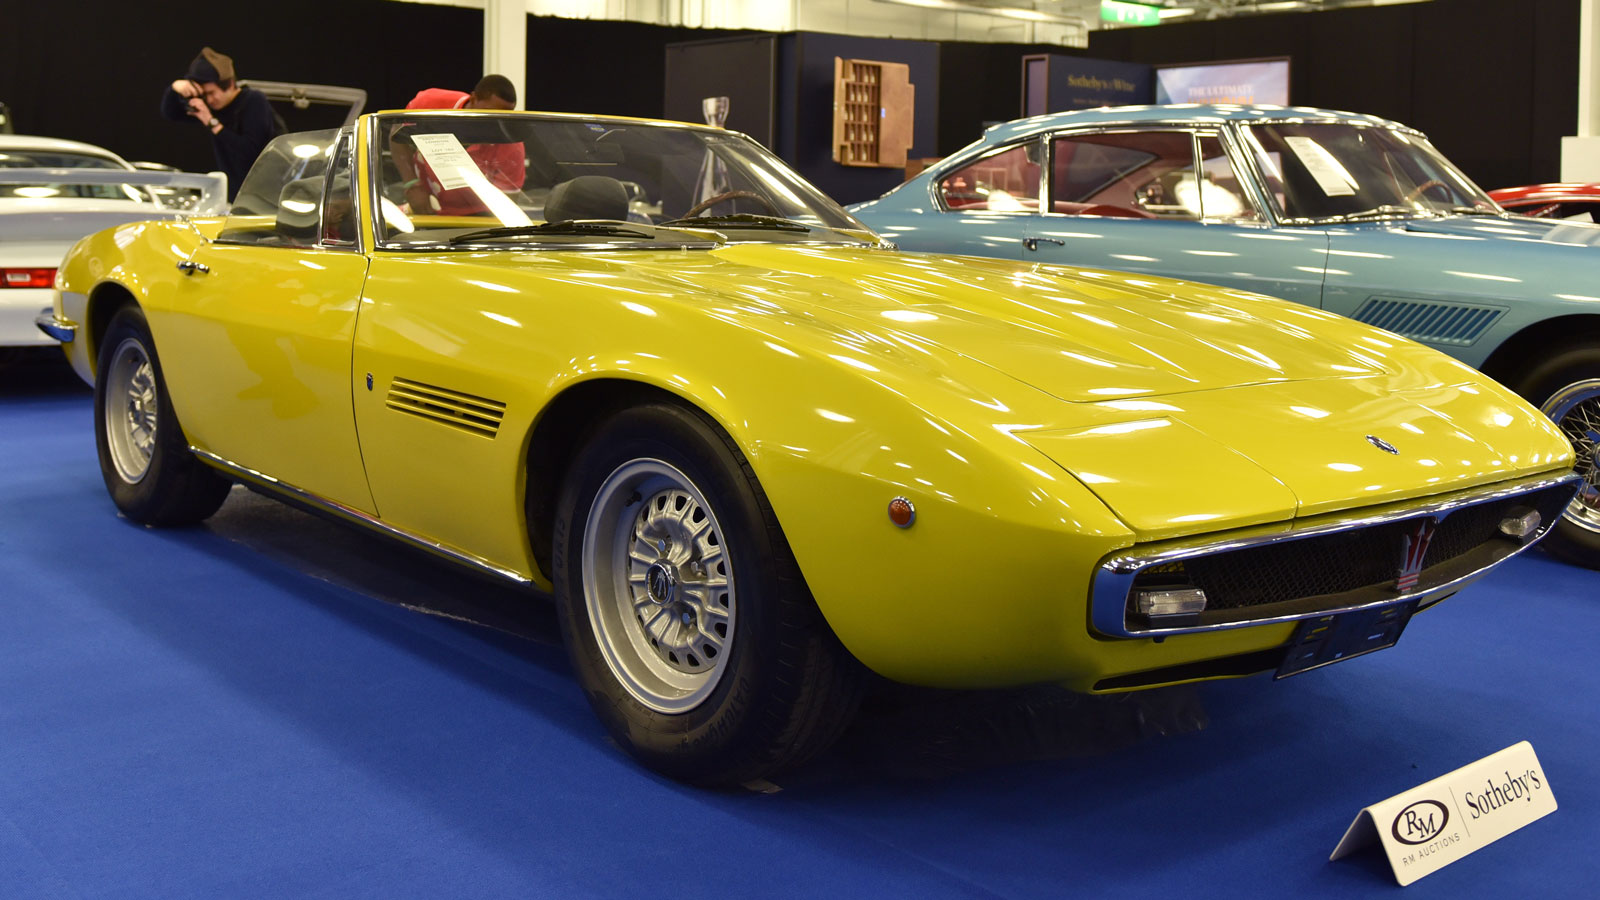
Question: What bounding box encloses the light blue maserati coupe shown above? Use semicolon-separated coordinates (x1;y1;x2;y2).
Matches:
850;104;1600;568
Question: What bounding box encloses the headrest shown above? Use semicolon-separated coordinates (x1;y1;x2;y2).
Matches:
276;176;323;242
542;175;628;224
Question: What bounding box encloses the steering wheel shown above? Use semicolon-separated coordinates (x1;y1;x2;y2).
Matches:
681;190;775;219
1403;179;1449;203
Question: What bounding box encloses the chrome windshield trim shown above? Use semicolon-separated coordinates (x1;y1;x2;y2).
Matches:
315;128;362;253
1090;471;1581;639
190;447;534;586
35;312;75;343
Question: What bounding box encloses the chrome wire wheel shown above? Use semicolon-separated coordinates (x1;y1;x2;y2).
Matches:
103;336;158;484
1544;378;1600;535
581;458;736;714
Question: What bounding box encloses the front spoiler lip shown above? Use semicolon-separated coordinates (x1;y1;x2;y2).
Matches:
1090;470;1581;639
35;312;75;343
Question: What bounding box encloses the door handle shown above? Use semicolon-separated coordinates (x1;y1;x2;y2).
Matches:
176;260;210;276
1022;237;1066;252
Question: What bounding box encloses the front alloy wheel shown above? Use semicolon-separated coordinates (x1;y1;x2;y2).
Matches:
582;459;737;713
552;402;865;785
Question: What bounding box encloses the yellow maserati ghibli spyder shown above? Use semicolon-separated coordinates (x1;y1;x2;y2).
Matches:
41;111;1578;785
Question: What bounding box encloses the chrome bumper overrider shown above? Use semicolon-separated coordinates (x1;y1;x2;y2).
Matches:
35;313;76;343
1091;471;1581;639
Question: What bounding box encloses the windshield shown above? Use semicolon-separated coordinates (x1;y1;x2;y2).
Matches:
1243;123;1498;222
372;112;869;248
371;113;876;249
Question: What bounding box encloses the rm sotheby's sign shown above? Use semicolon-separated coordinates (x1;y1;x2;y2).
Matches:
1330;742;1556;885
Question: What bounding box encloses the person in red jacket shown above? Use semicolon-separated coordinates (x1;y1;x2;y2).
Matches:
397;75;525;217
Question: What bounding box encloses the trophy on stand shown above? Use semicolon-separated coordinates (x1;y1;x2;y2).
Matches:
702;96;730;129
696;96;732;206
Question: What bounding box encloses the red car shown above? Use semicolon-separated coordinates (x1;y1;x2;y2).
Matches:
1488;182;1600;222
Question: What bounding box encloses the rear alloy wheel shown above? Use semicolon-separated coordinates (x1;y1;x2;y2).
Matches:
94;305;232;525
1514;346;1600;569
552;402;864;785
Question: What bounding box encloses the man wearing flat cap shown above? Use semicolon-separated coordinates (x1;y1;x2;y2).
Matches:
160;47;276;201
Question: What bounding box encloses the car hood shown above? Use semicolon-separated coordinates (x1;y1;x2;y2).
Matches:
450;243;1572;538
592;243;1395;403
1396;214;1600;248
1018;376;1570;538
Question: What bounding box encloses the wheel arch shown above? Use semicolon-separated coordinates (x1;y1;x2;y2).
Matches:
83;280;141;380
522;377;739;583
1479;314;1600;391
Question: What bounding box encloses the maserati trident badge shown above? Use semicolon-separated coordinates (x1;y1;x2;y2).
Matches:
1397;519;1437;592
1367;434;1400;455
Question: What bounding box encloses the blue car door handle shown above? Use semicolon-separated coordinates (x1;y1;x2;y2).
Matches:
1022;237;1066;251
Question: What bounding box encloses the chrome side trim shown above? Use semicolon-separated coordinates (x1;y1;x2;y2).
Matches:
35;313;76;343
190;447;534;586
1090;471;1581;639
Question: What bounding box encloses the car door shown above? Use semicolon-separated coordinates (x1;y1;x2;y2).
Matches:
1022;128;1329;308
158;131;376;514
913;138;1042;259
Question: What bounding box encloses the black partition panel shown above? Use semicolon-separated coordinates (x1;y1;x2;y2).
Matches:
1088;0;1580;188
0;0;481;174
938;42;1080;154
664;36;779;147
527;18;746;121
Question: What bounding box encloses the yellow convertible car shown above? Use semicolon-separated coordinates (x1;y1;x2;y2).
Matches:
42;111;1578;785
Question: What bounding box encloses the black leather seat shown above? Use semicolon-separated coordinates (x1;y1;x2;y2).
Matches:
542;175;628;223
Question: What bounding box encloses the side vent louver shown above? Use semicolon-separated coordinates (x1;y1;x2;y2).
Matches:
1351;297;1505;347
386;377;506;438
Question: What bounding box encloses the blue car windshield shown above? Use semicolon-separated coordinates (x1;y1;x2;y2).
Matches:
1243;123;1498;221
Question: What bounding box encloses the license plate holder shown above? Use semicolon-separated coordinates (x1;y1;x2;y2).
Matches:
1275;601;1417;679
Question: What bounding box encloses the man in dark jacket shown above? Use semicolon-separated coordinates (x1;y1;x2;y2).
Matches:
160;47;275;201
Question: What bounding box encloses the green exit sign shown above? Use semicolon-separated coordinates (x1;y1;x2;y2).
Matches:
1101;0;1162;26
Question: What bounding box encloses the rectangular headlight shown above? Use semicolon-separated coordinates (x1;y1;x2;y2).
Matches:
1136;588;1208;618
1499;509;1541;540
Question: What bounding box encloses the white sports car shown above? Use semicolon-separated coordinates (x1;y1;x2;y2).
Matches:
1;135;224;355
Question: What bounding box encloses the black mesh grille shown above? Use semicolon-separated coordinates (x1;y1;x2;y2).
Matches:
1125;481;1574;621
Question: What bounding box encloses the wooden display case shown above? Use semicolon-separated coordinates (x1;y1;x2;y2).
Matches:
832;58;914;168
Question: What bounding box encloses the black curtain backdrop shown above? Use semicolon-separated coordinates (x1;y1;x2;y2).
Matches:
0;1;483;173
1088;0;1580;189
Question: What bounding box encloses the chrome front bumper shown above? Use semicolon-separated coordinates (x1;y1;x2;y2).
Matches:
1091;471;1581;639
35;312;76;343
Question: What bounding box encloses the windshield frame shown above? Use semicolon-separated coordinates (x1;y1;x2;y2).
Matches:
361;111;878;252
1231;119;1504;226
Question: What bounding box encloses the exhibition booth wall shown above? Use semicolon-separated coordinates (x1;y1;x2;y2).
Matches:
0;1;1580;197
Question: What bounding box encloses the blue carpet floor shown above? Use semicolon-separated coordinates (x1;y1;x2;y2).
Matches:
3;357;1597;898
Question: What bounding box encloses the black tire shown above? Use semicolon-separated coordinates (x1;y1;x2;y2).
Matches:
552;402;865;786
93;304;231;526
1510;344;1600;569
